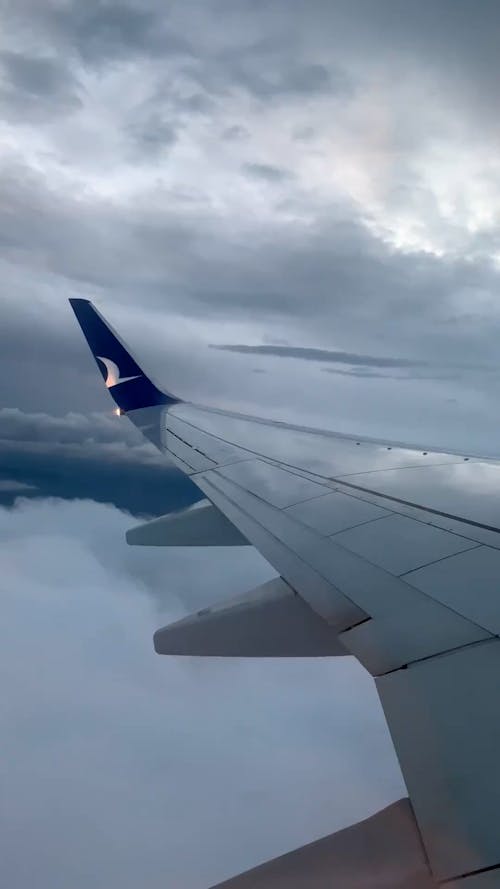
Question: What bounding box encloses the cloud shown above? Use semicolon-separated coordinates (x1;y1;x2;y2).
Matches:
1;0;500;454
0;408;200;515
43;1;192;64
0;479;36;492
243;162;294;183
0;50;82;122
222;124;250;141
225;58;342;100
322;366;459;382
0;496;403;888
211;344;427;368
0;406;148;447
126;113;178;157
0;49;80;97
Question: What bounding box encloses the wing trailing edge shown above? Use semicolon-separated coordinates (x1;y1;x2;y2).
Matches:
209;798;435;888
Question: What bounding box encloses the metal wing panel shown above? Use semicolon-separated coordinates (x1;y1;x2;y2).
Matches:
168;404;500;545
171;403;470;476
217;460;331;508
339;602;489;676
196;470;492;675
403;545;500;634
210;798;436;889
339;462;500;533
165;431;216;472
197;475;366;628
448;874;500;888
377;639;500;882
166;413;244;464
331;514;478;576
285;491;392;535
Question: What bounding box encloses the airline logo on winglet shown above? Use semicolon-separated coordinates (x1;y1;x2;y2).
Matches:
97;356;141;388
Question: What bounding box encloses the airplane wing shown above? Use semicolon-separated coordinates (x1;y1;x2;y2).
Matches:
70;298;500;889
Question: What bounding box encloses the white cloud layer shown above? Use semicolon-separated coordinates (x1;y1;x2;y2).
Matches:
0;497;404;888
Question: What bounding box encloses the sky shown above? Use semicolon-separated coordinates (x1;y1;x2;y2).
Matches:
2;0;500;886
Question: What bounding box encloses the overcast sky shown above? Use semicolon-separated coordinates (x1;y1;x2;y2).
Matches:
2;1;500;887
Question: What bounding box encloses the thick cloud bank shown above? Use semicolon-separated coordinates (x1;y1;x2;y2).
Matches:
0;497;403;888
0;407;199;514
2;0;500;451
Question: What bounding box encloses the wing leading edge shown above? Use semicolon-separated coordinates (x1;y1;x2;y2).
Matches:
70;299;500;888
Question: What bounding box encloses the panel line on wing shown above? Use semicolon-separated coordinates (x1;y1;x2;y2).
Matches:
169;410;500;542
200;471;493;633
397;544;482;578
329;477;500;536
197;475;367;628
335;458;475;478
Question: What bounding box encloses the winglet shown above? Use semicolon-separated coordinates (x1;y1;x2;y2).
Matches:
69;298;178;412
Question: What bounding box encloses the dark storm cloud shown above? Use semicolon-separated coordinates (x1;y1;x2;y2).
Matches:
0;407;147;447
0;409;199;515
211;344;427;368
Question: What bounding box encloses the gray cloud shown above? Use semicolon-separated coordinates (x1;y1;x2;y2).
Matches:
51;1;191;63
0;51;82;120
0;407;147;447
225;58;344;100
0;479;36;492
126;114;178;157
211;344;427;368
222;124;250;141
1;51;77;98
243;163;293;183
321;366;459;382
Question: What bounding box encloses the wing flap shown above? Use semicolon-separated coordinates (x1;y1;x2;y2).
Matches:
154;577;347;657
126;501;249;547
210;798;435;888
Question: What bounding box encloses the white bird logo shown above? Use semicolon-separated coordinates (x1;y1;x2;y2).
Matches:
97;356;141;388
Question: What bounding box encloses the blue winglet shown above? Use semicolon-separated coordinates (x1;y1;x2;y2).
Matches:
69;298;178;412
